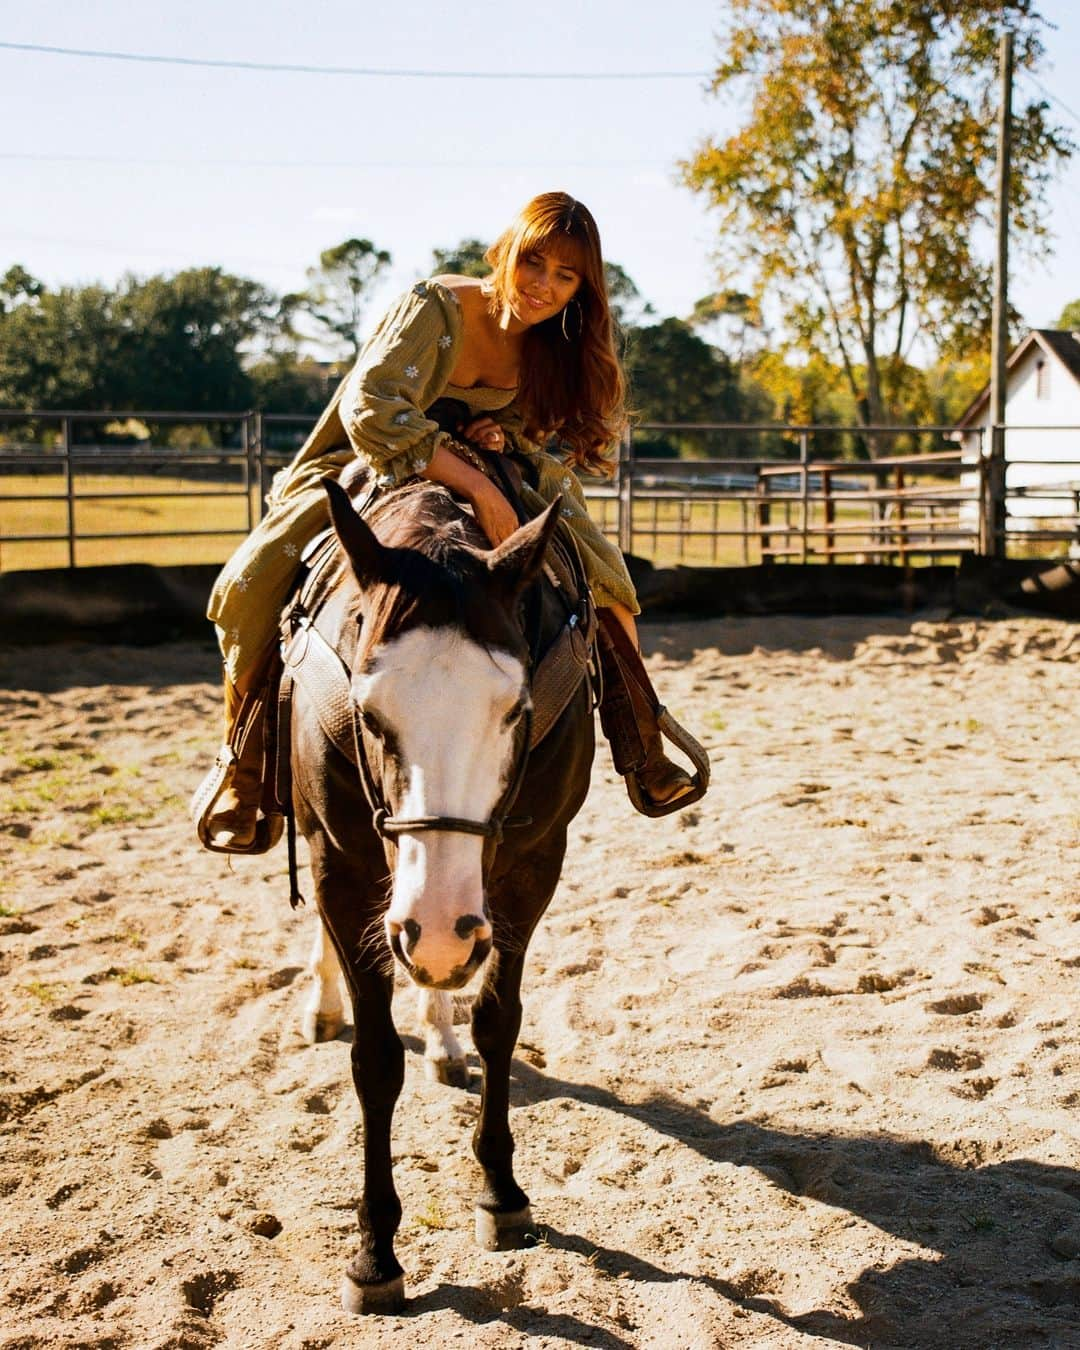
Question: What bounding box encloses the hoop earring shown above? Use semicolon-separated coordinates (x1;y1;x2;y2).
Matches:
561;298;581;342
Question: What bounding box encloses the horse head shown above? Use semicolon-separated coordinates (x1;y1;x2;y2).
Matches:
324;477;559;990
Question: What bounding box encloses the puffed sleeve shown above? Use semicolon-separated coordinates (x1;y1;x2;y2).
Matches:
517;445;640;614
337;280;463;486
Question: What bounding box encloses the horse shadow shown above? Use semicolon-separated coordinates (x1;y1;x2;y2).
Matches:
400;1039;1080;1348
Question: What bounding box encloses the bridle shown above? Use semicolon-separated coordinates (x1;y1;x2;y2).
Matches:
351;685;535;851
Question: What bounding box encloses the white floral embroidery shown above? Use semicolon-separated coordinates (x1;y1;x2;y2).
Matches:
404;364;419;379
393;411;410;426
236;574;250;592
437;334;452;350
561;507;574;519
283;542;299;558
412;454;430;473
561;475;572;489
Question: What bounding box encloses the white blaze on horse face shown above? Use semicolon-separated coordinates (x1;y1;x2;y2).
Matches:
353;626;527;987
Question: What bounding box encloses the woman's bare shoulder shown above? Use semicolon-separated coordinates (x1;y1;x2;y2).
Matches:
430;275;488;307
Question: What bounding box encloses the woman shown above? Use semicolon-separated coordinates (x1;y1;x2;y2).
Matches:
195;192;702;852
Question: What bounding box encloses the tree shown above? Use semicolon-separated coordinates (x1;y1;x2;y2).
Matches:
0;264;44;314
624;318;747;456
300;238;392;360
111;268;277;410
0;267;281;411
682;1;1072;440
603;261;653;335
688;289;765;361
1055;299;1080;330
430;239;490;277
0;280;121;409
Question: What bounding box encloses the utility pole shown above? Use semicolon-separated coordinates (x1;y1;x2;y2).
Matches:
981;29;1013;557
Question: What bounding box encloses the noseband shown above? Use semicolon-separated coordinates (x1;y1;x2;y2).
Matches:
352;703;534;849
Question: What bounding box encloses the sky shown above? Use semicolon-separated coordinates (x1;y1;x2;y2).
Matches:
3;0;1080;348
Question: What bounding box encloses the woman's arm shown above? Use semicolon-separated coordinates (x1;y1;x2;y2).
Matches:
338;282;462;486
420;443;520;546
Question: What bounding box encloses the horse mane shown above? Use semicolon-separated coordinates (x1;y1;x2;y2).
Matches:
358;482;495;649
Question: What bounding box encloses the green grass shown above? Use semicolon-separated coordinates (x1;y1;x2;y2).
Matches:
2;466;1071;572
22;980;62;1004
105;967;157;987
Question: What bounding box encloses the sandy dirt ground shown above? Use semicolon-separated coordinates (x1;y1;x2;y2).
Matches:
1;612;1078;1350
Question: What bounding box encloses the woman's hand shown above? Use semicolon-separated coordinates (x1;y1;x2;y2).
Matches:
463;416;506;453
469;478;520;547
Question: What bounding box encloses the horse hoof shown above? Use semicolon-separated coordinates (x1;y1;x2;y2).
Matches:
340;1272;405;1315
424;1056;469;1089
301;1009;344;1044
475;1205;537;1251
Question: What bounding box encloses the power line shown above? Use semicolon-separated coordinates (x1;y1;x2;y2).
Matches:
0;40;709;81
1019;71;1080;128
0;151;664;170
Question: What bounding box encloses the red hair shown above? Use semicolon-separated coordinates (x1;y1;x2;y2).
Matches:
484;192;626;476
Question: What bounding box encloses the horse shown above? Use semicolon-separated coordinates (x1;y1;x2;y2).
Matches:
284;472;595;1314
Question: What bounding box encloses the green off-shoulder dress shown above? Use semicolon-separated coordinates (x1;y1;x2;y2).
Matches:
208;279;638;684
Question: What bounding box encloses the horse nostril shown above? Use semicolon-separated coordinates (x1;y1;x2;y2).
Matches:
454;913;489;942
402;917;421;956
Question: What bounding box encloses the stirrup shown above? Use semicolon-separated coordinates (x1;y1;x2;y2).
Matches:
190;679;284;856
625;708;711;819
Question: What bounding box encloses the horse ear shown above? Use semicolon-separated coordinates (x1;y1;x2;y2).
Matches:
484;498;561;593
323;477;386;585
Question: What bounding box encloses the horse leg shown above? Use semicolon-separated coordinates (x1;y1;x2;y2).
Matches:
301;918;346;1044
313;893;406;1315
418;989;468;1088
470;945;538;1251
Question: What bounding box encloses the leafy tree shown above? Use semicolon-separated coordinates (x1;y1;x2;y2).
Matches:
0;281;120;409
111;268;277;411
682;1;1072;439
431;238;490;277
300;238;392;360
603;261;653;335
624;318;747;456
0;265;44;314
248;353;340;414
688;290;764;361
0;266;280;411
1055;299;1080;330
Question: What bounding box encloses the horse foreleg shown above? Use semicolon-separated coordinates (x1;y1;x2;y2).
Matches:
418;989;468;1088
337;961;406;1315
301;919;346;1045
470;946;537;1251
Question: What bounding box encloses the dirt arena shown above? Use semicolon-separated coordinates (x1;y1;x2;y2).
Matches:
1;613;1078;1350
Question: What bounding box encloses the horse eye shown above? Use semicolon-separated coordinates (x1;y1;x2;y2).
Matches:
502;699;526;728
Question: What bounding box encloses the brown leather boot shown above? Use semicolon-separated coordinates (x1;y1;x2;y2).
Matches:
209;678;263;848
190;663;283;854
596;612;710;817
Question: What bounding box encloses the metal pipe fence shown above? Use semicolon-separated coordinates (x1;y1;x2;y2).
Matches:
1;409;1077;572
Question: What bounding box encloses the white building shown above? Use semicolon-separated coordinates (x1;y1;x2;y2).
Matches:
955;330;1080;541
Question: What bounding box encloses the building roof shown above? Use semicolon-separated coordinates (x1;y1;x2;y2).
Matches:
955;329;1080;427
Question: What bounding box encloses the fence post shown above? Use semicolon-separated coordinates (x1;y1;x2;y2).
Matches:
62;415;75;568
617;424;633;556
822;467;835;560
756;473;773;564
979;424;1007;556
799;428;810;563
253;412;267;522
241;414;254;534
